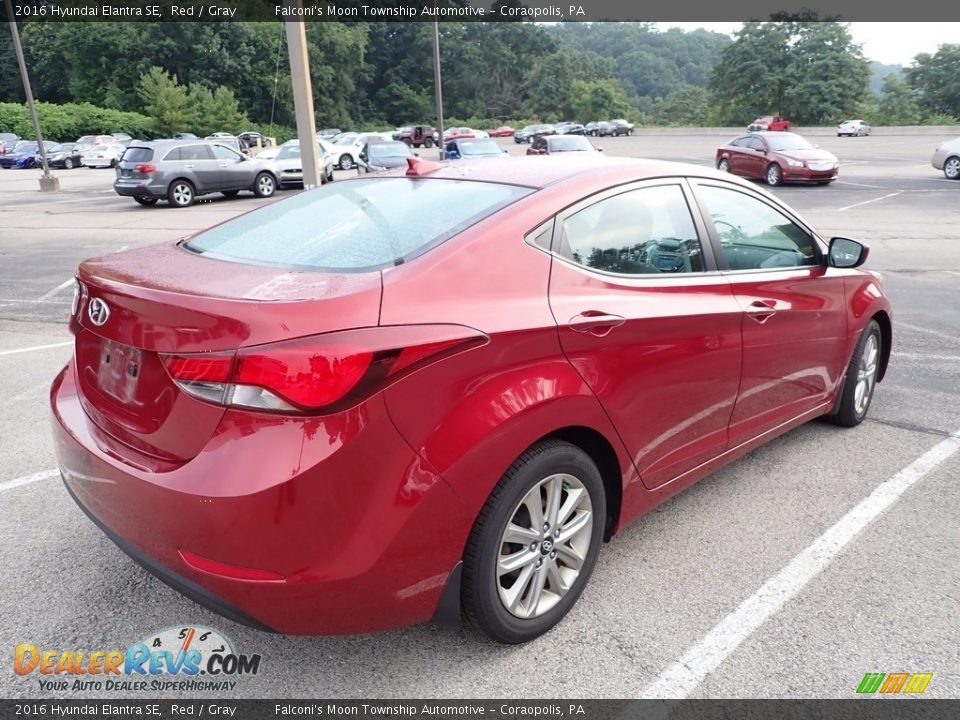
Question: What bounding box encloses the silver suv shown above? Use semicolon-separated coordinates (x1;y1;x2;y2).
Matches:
114;139;278;208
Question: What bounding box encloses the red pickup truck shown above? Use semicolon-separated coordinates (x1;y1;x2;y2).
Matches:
747;115;792;132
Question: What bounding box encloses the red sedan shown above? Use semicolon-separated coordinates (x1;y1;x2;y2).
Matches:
51;155;890;643
487;125;515;137
716;132;840;186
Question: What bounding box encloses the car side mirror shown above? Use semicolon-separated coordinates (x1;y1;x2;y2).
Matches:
597;147;604;152
828;237;869;268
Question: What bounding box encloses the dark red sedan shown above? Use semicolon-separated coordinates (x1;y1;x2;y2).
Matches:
717;132;840;186
51;155;890;644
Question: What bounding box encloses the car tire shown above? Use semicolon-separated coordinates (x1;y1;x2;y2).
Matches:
253;172;276;198
829;320;882;428
133;196;158;206
765;163;782;186
110;159;117;168
64;158;74;169
461;439;606;644
167;180;195;208
943;156;960;180
339;154;353;171
717;158;730;173
424;138;433;148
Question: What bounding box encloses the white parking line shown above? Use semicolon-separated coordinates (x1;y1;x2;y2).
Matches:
38;278;74;301
835;180;885;189
641;428;960;699
893;352;960;362
837;191;902;212
895;321;960;344
943;271;960;277
0;468;59;492
0;341;72;357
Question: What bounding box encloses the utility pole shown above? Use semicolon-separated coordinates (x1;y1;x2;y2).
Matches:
432;22;445;162
284;0;321;188
5;0;58;191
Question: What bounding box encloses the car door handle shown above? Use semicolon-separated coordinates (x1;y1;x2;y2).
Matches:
183;164;194;169
745;300;778;323
569;311;625;337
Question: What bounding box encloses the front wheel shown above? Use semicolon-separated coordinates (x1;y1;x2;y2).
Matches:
339;154;353;171
424;138;434;148
830;320;882;427
944;156;960;180
64;158;74;169
717;158;730;173
253;172;276;198
462;440;605;644
765;163;782;186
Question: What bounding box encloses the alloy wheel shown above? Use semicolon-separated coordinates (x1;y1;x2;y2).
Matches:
854;333;879;416
945;157;960;180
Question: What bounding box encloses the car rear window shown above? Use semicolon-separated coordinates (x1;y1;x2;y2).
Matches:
123;147;153;162
182;177;533;271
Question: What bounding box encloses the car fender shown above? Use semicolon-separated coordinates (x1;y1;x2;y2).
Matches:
383;351;636;527
845;275;892;381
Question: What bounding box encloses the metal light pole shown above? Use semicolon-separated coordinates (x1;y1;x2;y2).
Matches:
5;0;58;191
431;22;445;161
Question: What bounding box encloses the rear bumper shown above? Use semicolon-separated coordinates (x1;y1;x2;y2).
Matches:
51;362;472;635
114;180;165;198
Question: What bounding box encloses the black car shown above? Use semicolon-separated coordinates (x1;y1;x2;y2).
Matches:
609;119;634;136
238;131;273;150
358;140;414;173
513;124;556;144
564;124;587;135
38;142;83;169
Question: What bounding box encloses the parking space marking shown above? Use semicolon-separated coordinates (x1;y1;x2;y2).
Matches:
835;180;885;189
895;321;960;344
38;278;74;301
0;468;59;493
893;351;960;362
641;428;960;700
0;340;72;357
837;191;902;212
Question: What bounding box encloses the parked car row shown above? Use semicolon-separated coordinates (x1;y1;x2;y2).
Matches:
0;133;135;169
514;119;633;143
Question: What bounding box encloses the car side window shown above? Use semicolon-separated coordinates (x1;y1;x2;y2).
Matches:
731;137;749;148
747;137;766;151
181;144;213;161
558;185;705;275
210;144;242;162
162;147;181;161
533;138;546;151
698;185;819;270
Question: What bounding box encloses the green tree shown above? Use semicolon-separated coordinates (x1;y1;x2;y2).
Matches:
651;85;711;126
878;73;922;124
137;67;195;136
711;19;869;125
569;79;632;121
906;44;960;119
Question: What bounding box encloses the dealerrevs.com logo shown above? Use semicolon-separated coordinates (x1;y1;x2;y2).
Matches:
14;626;262;693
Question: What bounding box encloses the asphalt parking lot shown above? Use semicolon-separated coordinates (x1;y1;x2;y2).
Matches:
1;132;958;700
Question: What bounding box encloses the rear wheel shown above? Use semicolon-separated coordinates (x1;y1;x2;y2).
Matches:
339;154;353;171
462;440;605;644
424;138;434;148
944;156;960;180
133;196;158;206
167;180;195;208
830;320;881;427
765;163;782;186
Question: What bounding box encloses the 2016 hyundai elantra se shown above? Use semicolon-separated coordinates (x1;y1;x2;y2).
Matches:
51;155;891;644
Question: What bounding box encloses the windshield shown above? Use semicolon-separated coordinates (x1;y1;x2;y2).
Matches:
335;134;358;145
765;134;815;152
276;145;301;159
369;143;411;159
549;137;593;152
183;178;533;271
50;144;73;153
458;140;502;156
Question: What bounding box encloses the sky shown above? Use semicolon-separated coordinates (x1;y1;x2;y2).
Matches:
656;22;960;66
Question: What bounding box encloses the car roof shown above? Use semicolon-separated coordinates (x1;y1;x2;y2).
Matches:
380;155;744;191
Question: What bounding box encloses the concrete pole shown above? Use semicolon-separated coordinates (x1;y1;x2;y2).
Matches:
432;21;445;161
284;1;322;188
5;0;58;191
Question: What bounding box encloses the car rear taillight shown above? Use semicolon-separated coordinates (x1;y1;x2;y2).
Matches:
134;163;156;173
161;325;486;414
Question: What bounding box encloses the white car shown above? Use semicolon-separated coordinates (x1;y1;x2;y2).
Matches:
330;133;393;171
81;144;126;168
270;139;336;187
837;119;871;137
931;137;960;179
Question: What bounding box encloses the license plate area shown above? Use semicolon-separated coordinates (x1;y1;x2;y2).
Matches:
97;339;143;402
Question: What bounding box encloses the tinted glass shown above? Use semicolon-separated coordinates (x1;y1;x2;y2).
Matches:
765;134;815;151
180;144;213;161
125;147;154;162
210;144;242;161
183;178;533;271
559;185;705;275
548;137;593;152
369;143;411;158
698;185;818;270
276;144;300;160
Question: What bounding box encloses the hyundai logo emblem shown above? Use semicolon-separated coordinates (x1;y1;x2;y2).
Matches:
87;298;110;327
